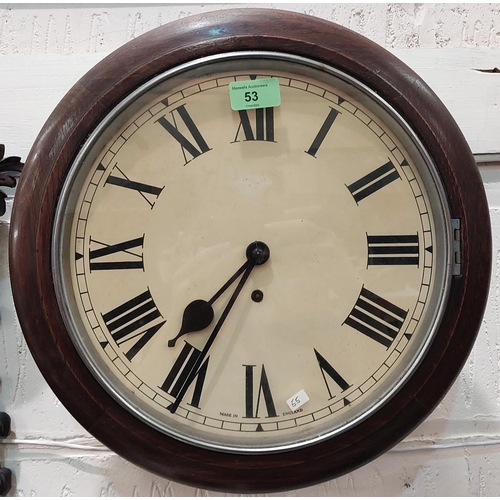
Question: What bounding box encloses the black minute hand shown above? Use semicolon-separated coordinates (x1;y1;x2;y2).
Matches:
167;241;270;414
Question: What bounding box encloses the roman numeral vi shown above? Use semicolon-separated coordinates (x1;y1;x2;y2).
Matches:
243;364;277;418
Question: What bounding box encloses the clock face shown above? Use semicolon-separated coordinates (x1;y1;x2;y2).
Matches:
53;54;451;453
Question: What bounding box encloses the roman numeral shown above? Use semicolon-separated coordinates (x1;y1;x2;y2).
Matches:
314;349;350;399
344;287;408;348
233;108;275;142
89;236;144;271
156;104;210;164
347;160;400;203
105;164;163;209
102;289;165;361
367;234;419;266
160;341;208;409
243;364;277;418
305;107;340;157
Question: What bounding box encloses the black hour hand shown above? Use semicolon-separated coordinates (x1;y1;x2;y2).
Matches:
168;259;250;347
167;299;214;347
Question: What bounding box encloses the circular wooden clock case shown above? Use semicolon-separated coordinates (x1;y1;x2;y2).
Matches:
9;9;491;493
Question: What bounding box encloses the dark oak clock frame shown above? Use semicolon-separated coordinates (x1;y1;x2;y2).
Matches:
9;9;491;493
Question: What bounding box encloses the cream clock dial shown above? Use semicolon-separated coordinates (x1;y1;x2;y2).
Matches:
56;56;448;452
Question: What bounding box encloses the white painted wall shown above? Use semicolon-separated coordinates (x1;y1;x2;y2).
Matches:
1;3;499;496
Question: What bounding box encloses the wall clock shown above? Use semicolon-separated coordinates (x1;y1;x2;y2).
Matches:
9;8;491;493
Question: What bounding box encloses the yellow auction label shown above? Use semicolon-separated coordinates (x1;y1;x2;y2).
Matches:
229;77;281;111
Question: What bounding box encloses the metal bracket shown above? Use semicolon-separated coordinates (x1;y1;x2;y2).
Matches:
0;143;20;494
0;413;11;496
451;218;461;276
0;144;24;217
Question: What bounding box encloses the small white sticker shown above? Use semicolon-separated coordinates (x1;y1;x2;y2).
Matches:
286;389;310;411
